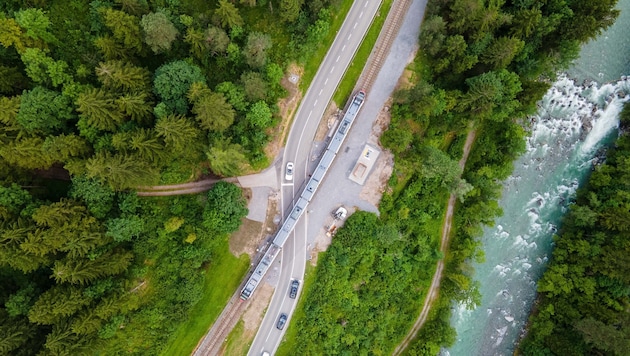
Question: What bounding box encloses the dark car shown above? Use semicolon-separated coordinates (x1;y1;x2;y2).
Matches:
289;280;300;299
276;313;288;330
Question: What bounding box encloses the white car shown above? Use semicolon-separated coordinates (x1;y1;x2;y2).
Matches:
285;162;294;181
333;206;347;220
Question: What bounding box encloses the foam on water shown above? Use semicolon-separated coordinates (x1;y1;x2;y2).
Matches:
445;75;630;356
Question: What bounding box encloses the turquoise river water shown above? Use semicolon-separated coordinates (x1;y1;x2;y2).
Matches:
445;1;630;355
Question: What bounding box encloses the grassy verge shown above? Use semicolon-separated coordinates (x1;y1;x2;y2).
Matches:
160;242;250;356
300;1;355;91
274;262;318;355
223;319;250;356
332;0;395;106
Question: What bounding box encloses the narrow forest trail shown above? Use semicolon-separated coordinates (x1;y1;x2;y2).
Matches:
135;177;239;196
392;128;477;355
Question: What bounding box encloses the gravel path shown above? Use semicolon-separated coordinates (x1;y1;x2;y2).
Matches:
392;128;477;355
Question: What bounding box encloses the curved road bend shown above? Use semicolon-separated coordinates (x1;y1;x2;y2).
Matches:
248;1;383;355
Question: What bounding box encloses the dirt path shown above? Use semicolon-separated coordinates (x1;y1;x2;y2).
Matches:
135;177;241;196
392;128;477;355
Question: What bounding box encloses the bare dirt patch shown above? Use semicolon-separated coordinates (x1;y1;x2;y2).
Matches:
241;282;274;331
218;283;275;356
229;186;280;258
264;63;304;161
314;102;342;142
359;99;395;207
396;66;416;91
310;228;332;267
229;218;264;258
359;151;394;207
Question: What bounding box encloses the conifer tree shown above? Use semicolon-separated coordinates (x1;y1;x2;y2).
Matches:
52;250;133;285
96;61;151;92
0;137;54;169
184;28;206;60
154;114;201;152
0;65;27;94
117;92;153;123
76;88;124;131
100;8;143;54
214;0;244;29
188;84;235;132
128;128;166;161
42;134;91;163
114;0;150;16
94;36;128;60
85;151;159;190
0;312;35;355
206;141;248;177
28;285;91;325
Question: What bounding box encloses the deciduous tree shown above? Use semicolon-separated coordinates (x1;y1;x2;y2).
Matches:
246;101;273;128
243;32;271;68
241;71;268;102
205;26;229;55
14;8;57;45
140;12;179;54
203;182;248;233
16;86;73;134
153;60;206;114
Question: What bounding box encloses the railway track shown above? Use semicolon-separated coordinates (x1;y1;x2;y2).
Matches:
193;293;248;356
192;1;415;354
358;0;412;92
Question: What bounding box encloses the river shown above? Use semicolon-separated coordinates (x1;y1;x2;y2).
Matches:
445;1;630;355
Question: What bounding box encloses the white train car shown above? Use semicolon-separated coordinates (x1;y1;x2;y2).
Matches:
239;91;365;301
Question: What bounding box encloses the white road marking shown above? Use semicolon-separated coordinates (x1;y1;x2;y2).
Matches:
319;89;323;95
359;11;363;18
307;111;312;119
347;34;352;40
314;100;318;106
336;55;340;62
281;183;294;187
324;78;329;85
342;45;346;51
330;66;335;73
354;22;358;29
364;1;368;7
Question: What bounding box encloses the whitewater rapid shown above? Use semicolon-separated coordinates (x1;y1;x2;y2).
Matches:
445;75;630;356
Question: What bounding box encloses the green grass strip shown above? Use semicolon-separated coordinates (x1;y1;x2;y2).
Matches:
161;243;250;356
299;0;355;91
333;0;394;106
274;262;317;355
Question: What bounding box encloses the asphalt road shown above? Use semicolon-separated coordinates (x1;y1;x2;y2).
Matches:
247;1;382;354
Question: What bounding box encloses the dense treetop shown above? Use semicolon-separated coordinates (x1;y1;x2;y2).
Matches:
519;105;630;356
0;0;340;354
283;0;620;354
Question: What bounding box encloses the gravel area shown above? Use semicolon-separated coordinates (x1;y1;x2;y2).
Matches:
307;0;427;253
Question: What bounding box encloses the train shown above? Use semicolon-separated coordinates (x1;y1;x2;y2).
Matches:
240;90;366;301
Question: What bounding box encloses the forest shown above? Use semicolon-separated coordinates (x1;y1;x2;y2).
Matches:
0;0;342;354
518;104;630;355
280;0;620;354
